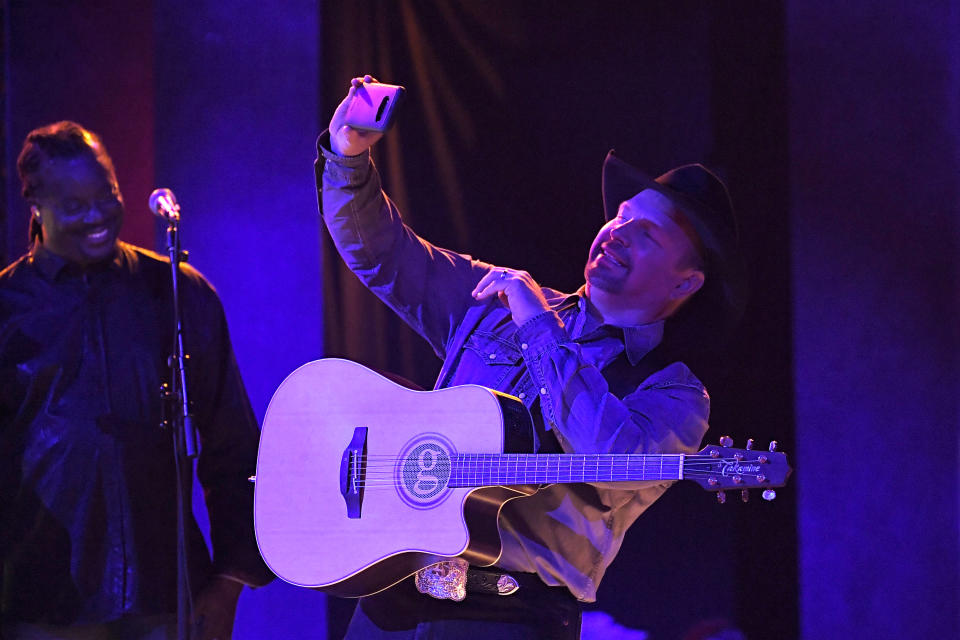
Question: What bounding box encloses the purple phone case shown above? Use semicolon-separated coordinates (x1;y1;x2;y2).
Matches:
344;83;406;132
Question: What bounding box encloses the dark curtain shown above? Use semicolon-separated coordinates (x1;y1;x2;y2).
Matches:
319;0;726;387
1;1;157;268
1;0;7;268
320;1;532;386
319;2;795;638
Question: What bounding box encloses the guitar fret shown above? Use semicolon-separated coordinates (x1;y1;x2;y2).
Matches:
449;453;689;487
496;452;682;485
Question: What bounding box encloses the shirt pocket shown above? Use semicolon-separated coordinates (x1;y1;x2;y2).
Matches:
461;330;524;388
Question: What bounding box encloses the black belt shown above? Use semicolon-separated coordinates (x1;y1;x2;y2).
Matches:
466;566;522;596
465;566;571;599
357;567;582;635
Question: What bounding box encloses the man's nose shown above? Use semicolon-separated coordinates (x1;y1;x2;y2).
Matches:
609;218;637;245
82;203;109;224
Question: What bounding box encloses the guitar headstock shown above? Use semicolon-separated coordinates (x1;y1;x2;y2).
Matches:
685;436;792;503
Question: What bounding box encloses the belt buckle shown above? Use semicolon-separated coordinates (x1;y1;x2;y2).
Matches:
414;559;469;601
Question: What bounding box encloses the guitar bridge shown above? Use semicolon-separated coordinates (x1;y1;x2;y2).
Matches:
339;427;368;518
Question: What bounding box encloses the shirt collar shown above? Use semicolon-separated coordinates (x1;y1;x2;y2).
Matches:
621;321;665;365
29;242;126;281
571;286;665;366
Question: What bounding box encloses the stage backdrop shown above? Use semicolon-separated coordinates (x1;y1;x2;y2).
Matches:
788;2;959;638
4;2;959;639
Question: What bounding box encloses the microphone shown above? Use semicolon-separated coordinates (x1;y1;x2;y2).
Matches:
149;188;181;220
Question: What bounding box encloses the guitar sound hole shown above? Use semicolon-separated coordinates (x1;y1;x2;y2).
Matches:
396;436;455;509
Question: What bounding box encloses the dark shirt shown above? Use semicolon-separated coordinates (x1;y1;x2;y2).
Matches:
0;242;270;625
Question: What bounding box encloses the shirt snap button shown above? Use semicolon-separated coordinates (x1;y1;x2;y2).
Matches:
540;387;547;394
518;392;526;399
521;343;528;350
488;353;497;359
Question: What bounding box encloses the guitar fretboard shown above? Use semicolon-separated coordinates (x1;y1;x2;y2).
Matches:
446;453;685;486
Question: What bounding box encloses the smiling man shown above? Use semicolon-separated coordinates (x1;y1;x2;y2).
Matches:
583;188;706;326
24;125;124;264
317;77;746;639
0;122;272;639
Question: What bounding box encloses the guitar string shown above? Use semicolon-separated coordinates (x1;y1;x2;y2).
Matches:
353;466;758;472
350;473;765;482
357;460;704;464
354;457;750;463
352;466;768;476
352;459;769;473
349;478;772;489
353;457;767;465
349;469;774;487
356;454;772;460
353;461;767;471
351;472;769;481
341;454;775;487
351;464;746;473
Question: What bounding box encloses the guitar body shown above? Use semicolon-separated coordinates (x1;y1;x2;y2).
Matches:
254;358;536;596
255;359;793;596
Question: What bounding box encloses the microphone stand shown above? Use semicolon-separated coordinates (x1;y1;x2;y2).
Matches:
159;203;200;640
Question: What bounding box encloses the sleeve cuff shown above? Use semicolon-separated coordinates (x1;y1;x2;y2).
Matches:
316;130;371;165
314;130;375;203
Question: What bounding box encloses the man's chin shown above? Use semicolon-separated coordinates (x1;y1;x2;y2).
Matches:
79;238;120;264
584;269;624;295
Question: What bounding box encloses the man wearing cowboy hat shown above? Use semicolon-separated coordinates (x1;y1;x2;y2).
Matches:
316;76;744;639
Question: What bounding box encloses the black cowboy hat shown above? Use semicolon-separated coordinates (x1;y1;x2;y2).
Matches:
601;150;747;342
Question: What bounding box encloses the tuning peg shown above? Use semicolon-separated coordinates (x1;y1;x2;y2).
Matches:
745;438;755;450
741;489;750;503
719;435;734;447
762;489;777;501
768;440;778;452
717;490;727;504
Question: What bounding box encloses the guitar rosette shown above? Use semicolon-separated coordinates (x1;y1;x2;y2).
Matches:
395;433;457;509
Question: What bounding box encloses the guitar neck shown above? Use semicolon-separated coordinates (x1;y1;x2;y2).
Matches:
447;453;684;486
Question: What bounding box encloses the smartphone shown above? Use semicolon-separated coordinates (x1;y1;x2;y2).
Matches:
343;82;406;132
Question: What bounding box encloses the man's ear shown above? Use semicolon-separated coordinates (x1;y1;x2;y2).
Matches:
672;269;705;300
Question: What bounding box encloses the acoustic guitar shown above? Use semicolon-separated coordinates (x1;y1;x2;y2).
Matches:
253;358;791;596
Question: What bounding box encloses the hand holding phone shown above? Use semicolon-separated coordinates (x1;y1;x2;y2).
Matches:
330;76;404;156
343;82;406;132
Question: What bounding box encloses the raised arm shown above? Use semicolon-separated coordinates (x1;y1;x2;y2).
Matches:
317;76;492;357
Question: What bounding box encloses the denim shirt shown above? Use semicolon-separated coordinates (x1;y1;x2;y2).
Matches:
316;132;709;602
